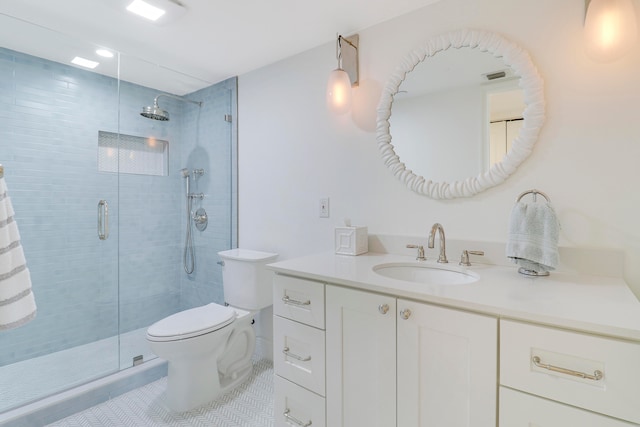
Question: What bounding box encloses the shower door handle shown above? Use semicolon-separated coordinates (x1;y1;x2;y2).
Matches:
98;200;109;240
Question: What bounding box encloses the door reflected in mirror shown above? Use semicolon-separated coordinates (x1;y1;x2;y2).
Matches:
488;86;525;167
389;47;525;182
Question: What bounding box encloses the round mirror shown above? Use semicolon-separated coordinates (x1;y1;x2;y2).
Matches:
377;29;545;199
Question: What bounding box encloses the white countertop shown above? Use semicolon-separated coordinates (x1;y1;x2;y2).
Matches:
267;251;640;342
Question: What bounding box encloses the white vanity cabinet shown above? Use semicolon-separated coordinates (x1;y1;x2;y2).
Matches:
269;251;640;427
499;319;640;426
273;275;326;427
325;284;498;427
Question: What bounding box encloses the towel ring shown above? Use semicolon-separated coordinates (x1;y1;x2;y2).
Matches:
518;267;550;277
516;189;550;203
514;188;553;277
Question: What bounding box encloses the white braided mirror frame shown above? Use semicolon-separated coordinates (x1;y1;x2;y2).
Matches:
376;29;545;199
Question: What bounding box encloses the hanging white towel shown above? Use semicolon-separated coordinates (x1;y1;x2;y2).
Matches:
506;201;560;274
0;170;36;331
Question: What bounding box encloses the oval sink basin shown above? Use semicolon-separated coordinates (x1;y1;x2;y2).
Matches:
373;263;479;285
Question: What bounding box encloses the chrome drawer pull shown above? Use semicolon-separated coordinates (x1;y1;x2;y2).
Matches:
532;356;603;381
282;295;311;306
282;347;311;362
283;408;312;426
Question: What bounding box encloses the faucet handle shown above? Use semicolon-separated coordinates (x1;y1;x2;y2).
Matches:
459;250;485;266
406;244;426;261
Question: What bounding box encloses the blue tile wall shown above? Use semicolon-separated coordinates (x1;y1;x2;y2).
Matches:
0;47;236;366
0;48;120;365
178;80;237;310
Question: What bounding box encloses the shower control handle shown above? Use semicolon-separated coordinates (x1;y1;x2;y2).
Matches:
193;208;208;231
192;210;208;224
97;200;109;240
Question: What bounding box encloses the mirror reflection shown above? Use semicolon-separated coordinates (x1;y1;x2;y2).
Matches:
390;47;525;182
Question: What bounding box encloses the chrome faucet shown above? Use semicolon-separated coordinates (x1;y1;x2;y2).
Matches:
428;223;448;263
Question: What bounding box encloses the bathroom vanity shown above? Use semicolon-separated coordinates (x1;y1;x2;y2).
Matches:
268;251;640;427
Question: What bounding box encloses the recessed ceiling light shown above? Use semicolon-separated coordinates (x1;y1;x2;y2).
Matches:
101;0;186;25
126;0;166;21
71;56;99;69
96;49;114;58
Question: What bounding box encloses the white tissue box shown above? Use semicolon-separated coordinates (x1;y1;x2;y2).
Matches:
335;226;368;255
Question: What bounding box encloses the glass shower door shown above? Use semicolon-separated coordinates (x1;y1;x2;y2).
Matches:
0;16;121;412
115;54;218;368
115;55;238;368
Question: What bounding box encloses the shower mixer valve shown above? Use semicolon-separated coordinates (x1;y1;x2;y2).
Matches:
193;210;207;223
193;208;208;231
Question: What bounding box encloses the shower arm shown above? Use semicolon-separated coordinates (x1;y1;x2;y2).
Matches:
154;93;202;107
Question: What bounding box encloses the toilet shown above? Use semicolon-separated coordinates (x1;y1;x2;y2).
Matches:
146;248;278;412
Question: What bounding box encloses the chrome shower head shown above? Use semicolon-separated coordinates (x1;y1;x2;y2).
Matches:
140;93;203;122
141;101;170;121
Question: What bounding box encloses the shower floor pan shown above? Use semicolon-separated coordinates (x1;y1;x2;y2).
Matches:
0;327;161;420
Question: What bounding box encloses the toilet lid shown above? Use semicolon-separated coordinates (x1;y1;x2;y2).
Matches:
147;303;236;341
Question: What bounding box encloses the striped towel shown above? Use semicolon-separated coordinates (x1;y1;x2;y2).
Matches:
0;173;36;331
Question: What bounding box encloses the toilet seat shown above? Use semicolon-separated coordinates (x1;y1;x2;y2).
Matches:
146;303;236;342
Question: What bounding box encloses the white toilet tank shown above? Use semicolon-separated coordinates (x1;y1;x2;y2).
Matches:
218;248;278;310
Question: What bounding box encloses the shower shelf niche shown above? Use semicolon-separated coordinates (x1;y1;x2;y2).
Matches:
98;131;168;176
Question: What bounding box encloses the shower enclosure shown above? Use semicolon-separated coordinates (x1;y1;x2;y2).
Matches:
0;14;237;414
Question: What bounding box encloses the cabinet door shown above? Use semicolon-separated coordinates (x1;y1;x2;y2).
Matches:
397;299;498;427
326;285;396;427
500;387;638;426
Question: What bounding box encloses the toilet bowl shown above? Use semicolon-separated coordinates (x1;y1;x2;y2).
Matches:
146;304;256;412
146;248;277;412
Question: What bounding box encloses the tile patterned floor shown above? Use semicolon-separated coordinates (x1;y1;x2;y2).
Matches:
46;358;274;427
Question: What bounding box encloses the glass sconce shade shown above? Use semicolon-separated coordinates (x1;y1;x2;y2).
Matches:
584;0;638;62
326;68;353;114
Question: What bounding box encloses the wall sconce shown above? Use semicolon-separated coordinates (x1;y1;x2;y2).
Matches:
326;34;359;114
584;0;638;61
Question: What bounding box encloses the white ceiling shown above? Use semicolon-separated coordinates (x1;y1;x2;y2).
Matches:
0;0;441;94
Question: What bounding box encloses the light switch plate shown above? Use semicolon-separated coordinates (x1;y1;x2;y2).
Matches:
319;198;330;218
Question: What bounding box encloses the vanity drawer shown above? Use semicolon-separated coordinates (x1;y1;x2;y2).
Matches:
274;315;326;396
273;275;325;329
275;375;326;427
500;387;638;426
500;319;640;424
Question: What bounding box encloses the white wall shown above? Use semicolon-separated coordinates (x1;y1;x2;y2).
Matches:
238;0;640;299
